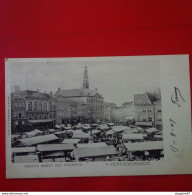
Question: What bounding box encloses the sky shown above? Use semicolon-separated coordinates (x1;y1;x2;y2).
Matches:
8;58;161;106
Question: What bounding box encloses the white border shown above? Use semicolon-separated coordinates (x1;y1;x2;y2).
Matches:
5;55;192;178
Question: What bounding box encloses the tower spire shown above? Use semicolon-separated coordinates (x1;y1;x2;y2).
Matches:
83;66;89;89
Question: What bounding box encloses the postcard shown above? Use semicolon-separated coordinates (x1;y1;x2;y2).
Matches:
5;55;192;178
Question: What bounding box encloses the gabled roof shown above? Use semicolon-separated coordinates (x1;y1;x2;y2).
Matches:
54;88;103;98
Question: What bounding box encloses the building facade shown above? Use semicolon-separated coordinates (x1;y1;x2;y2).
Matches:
11;88;56;133
134;90;162;129
54;66;104;123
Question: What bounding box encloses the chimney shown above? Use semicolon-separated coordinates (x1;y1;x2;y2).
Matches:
95;88;98;91
37;89;39;92
50;91;53;97
58;88;61;91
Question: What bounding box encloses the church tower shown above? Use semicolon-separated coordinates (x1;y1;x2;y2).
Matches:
83;66;89;89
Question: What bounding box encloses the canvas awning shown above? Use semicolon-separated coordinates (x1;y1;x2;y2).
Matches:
73;145;118;159
106;130;116;135
14;155;39;163
28;119;52;124
122;133;146;140
62;139;81;144
92;130;101;134
54;131;67;135
77;142;107;148
37;144;74;152
135;122;153;127
18;134;59;146
48;129;58;133
72;132;90;139
12;147;36;153
145;128;159;133
124;141;163;151
24;129;43;137
123;128;139;134
107;123;115;126
55;125;61;129
112;126;129;133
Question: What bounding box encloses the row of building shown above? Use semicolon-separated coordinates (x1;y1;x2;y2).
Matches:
11;66;162;133
103;89;162;130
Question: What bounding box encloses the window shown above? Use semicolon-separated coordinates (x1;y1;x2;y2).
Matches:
29;114;32;119
38;102;42;111
34;114;37;119
148;117;152;121
19;113;21;118
28;102;32;111
158;118;162;121
43;103;47;111
34;102;37;111
143;110;146;112
158;109;161;112
39;114;42;119
143;118;147;121
148;109;151;112
43;114;47;119
49;113;52;118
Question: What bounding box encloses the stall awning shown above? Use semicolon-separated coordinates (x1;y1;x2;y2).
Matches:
122;133;146;140
72;132;90;139
62;139;81;144
124;141;163;151
12;147;36;153
18;134;59;146
135;122;153;127
28;119;53;124
37;144;74;152
14;155;39;163
92;130;101;134
145;128;159;133
112;126;129;133
73;145;118;159
77;142;107;148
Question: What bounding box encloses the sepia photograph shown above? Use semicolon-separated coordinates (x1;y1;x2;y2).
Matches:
5;55;192;178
